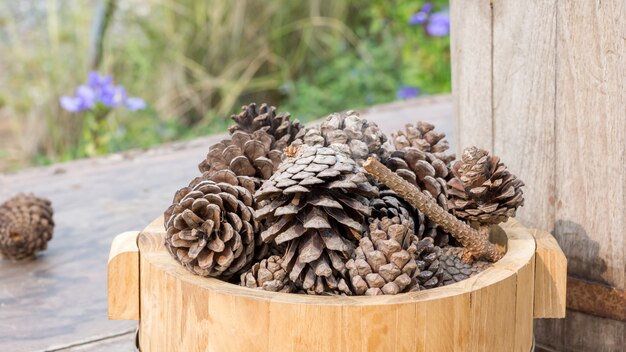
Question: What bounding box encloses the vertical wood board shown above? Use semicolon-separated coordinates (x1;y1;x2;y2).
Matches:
450;0;494;153
492;0;557;231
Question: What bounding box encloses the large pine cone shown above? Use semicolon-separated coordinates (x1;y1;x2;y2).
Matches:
292;110;387;164
385;148;452;245
439;247;490;286
198;131;283;188
0;194;54;260
229;103;302;151
240;255;294;293
255;145;378;295
387;121;455;164
346;217;418;295
447;146;525;225
164;171;257;279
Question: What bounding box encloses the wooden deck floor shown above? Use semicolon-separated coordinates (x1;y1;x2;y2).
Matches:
0;96;453;351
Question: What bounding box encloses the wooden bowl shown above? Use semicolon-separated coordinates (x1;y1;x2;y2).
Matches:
108;218;566;352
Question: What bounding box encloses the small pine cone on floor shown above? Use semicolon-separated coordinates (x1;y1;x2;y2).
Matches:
0;194;54;261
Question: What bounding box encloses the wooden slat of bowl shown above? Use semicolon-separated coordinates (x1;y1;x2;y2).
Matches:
133;217;537;352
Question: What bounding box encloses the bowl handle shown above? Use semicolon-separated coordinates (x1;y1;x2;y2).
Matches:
108;231;140;320
531;229;567;318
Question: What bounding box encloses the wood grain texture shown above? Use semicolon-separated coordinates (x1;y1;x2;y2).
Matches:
532;229;567;318
450;0;494;153
450;0;625;349
108;231;140;320
549;0;625;348
492;0;557;231
554;0;625;292
135;217;539;352
0;96;453;351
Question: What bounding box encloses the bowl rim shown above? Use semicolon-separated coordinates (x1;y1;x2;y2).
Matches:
139;217;535;306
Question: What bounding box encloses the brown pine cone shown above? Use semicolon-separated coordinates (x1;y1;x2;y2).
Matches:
240;255;295;293
0;194;54;261
198;130;283;189
291;110;387;164
388;121;455;164
164;171;258;279
411;237;445;290
439;247;490;286
255;145;378;295
229;103;302;151
385;148;452;246
346;217;418;295
447;146;525;225
369;189;421;237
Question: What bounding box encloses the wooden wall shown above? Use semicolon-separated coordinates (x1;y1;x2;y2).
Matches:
450;0;625;351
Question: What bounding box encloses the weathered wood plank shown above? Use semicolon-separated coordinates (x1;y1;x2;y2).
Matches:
544;0;625;350
450;0;494;153
0;96;453;351
492;0;557;230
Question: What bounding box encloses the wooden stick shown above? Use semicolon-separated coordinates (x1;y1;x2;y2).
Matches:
363;157;504;262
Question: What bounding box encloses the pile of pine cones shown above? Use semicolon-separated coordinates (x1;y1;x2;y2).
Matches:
164;103;524;296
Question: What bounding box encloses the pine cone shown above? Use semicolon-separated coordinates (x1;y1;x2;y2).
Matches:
0;194;54;261
439;247;490;286
385;148;452;245
164;171;257;279
292;110;387;164
240;255;295;293
387;121;455;164
370;189;421;237
199;130;284;187
447;146;525;225
346;217;418;295
229;103;302;150
411;237;445;290
255;145;378;295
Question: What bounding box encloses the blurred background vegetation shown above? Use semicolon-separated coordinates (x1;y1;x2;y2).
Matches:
0;0;450;172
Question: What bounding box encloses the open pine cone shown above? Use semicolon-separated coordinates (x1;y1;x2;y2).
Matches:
255;145;379;295
369;189;420;237
384;148;452;245
164;171;258;279
0;194;54;260
292;110;387;164
346;217;418;295
198;131;283;188
387;121;455;164
240;255;294;293
229;103;302;151
447;146;525;225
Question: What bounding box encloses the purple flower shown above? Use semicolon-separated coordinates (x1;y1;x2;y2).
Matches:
76;85;96;110
421;2;433;14
396;86;421;100
61;71;146;113
60;96;83;113
100;85;127;107
409;12;429;26
426;12;450;37
87;71;113;89
125;97;146;111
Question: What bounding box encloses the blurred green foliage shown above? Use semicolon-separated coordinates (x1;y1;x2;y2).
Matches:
0;0;450;170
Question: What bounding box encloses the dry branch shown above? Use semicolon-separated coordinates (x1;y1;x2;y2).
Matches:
362;157;503;262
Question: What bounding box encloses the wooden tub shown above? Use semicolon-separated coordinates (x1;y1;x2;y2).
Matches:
108;218;566;352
